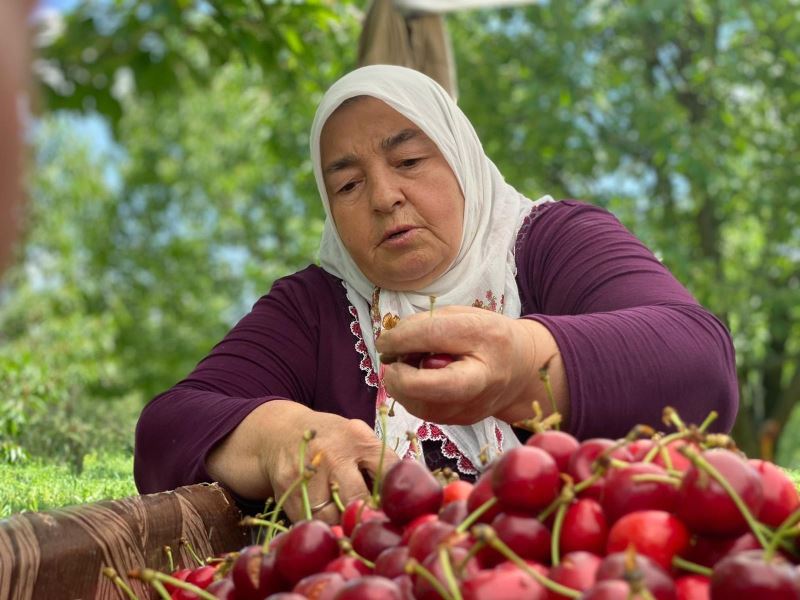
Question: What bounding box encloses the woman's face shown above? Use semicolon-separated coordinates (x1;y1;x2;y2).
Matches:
320;97;464;291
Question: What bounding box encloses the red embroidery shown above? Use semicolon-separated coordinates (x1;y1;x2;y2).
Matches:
416;423;478;476
349;305;378;388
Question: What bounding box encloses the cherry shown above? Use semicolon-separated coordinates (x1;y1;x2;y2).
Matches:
164;568;192;595
491;446;560;513
324;556;372;580
205;577;236;599
525;430;580;472
401;352;426;367
400;513;439;545
292;571;346;600
275;520;340;585
333;575;405;599
407;519;460;562
546;551;602;597
559;498;608;556
381;459;443;525
710;549;799;598
580;580;637;599
479;512;551;567
677;449;764;536
375;546;411;579
749;458;800;528
351;519;403;562
683;531;761;569
231;545;286;600
264;594;306;600
419;353;455;369
439;498;469;525
462;562;548;600
340;498;385;537
466;468;502;524
414;546;480;600
442;479;474;506
567;439;632;500
595;552;676;600
605;510;690;571
674;575;710;600
600;462;678;523
629;439;695;473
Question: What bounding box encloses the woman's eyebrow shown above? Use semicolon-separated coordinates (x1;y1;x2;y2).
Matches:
381;128;424;151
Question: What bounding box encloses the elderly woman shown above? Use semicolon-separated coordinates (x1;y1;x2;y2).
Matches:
134;65;738;523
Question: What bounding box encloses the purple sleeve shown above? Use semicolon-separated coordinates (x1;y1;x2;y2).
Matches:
517;200;738;439
134;267;325;494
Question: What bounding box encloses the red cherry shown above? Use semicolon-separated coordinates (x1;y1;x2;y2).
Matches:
674;574;710;600
333;575;405;599
419;353;455;369
401;352;426;367
491;446;560;513
442;479;474;506
525;430;580;472
546;551;602;597
749;458;800;528
462;562;548;600
324;556;372;580
466;468;502;524
567;439;632;500
559;498;608;556
595;552;676;600
414;546;480;600
275;520;340;585
407;519;458;562
600;462;678;523
374;546;411;580
185;565;217;590
710;549;799;597
381;459;443;525
341;498;385;537
401;513;438;544
606;510;690;571
677;449;764;536
479;512;551;567
292;572;346;599
231;545;286;600
683;531;761;569
351;519;403;562
164;568;192;595
579;580;634;600
439;498;469;525
205;577;236;599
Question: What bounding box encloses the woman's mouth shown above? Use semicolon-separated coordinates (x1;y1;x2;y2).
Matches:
381;226;417;246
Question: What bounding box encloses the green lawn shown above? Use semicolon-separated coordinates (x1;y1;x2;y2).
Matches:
0;451;137;518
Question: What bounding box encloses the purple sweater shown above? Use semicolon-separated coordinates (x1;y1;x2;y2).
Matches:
134;200;738;494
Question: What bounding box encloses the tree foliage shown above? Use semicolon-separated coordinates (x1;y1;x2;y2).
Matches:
2;0;798;467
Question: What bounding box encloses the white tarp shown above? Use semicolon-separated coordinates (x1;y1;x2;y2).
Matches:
394;0;541;13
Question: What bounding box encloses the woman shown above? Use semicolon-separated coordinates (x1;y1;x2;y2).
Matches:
134;65;738;524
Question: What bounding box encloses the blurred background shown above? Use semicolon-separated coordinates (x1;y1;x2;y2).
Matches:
1;0;798;514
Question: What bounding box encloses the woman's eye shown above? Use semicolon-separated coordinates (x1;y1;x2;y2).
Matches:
399;158;421;168
337;180;358;194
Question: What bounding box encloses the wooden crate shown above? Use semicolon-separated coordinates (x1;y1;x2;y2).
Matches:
0;483;249;599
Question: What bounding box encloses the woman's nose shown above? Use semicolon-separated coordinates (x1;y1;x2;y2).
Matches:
369;170;404;213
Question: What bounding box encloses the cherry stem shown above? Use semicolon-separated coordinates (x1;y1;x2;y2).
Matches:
697;410;718;433
406;559;455;600
537;353;560;429
179;538;204;568
150;580;171;600
455;496;497;534
264;476;303;549
330;482;345;513
471;524;581;598
162;545;175;573
438;546;464;600
299;429;316;521
765;506;800;560
372;405;390;505
630;473;682;487
680;447;769;549
457;539;485;575
662;407;687;432
550;501;568;566
429;295;436;317
240;516;289;533
339;539;376;569
102;567;139;600
671;555;713;577
129;568;218;600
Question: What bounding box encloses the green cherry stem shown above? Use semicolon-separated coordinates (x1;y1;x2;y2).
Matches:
672;556;713;577
299;429;316;521
179;538;204;567
765;506;800;560
163;545;175;573
439;546;464;600
102;567;140;600
339;539;376;569
406;559;454;600
330;481;346;513
372;405;390;505
455;496;498;534
471;525;581;598
680;447;769;549
130;568;218;600
457;539;486;576
264;476;304;549
550;502;569;567
240;516;289;533
538;353;560;429
697;411;719;433
150;580;171;600
630;474;682;487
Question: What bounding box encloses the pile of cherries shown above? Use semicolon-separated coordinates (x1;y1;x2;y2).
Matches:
128;409;800;599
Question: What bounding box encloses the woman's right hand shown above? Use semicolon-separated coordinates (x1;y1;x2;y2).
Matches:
206;399;398;524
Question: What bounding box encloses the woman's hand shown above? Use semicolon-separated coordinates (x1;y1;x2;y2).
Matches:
376;306;569;426
207;400;399;524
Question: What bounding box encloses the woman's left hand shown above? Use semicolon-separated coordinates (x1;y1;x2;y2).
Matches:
375;306;568;425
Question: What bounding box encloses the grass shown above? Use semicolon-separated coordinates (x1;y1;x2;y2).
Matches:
0;451;137;518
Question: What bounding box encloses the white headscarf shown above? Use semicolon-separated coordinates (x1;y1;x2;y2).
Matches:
310;65;552;474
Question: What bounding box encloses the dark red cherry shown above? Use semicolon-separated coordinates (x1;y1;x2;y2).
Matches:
462;562;548;600
275;520;340;585
292;572;346;600
466;468;502;524
596;552;676;600
710;549;799;598
547;551;602;596
324;556;372;580
600;462;678;523
559;498;608;556
491;446;560;513
381;459;443;525
419;353;455;369
374;546;411;580
479;512;551;567
351;519;403;562
340;498;385;537
525;430;580;472
567;439;633;501
231;545;286;600
333;575;405;599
